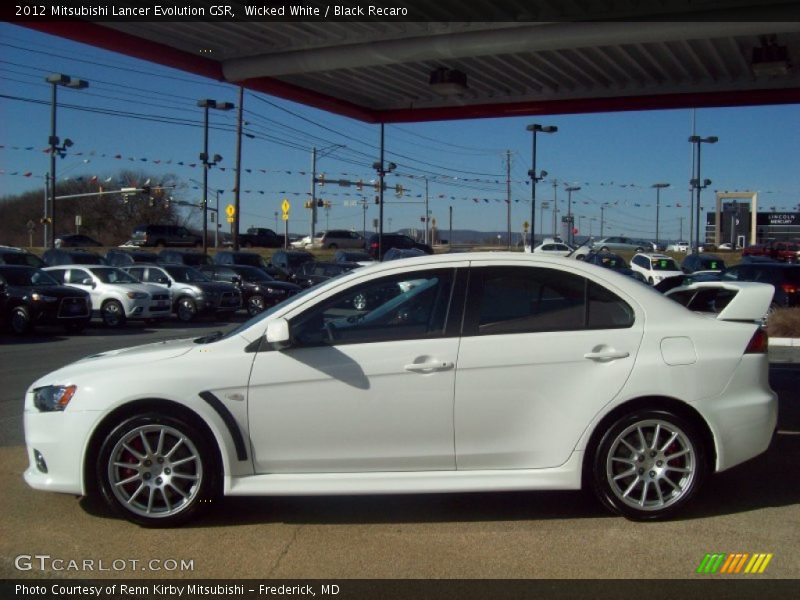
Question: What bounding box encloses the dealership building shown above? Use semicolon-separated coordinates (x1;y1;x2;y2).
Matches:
705;191;799;246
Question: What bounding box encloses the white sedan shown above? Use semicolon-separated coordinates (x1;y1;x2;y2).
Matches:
532;242;574;256
24;253;776;526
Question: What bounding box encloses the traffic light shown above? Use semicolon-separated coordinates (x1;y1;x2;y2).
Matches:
356;180;363;191
318;173;325;187
324;201;332;209
374;195;380;205
304;201;312;209
317;199;324;207
395;184;404;197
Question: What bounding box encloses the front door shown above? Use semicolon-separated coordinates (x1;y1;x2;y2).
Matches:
247;266;463;474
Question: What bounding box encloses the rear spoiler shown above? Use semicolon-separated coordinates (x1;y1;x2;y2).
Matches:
666;281;774;322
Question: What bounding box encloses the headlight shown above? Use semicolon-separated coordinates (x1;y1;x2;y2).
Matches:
33;385;77;412
31;293;58;302
126;291;149;299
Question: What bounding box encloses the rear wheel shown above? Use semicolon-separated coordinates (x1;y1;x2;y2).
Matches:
593;410;707;520
96;414;218;527
10;306;32;334
101;300;127;327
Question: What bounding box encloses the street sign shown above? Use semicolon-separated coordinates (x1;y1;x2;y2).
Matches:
226;216;234;224
523;221;529;231
75;215;82;226
282;213;289;221
26;220;36;232
281;199;290;214
225;204;235;218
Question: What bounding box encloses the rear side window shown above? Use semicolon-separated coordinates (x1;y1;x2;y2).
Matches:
467;266;633;335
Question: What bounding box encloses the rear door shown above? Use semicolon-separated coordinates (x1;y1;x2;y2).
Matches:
454;262;644;470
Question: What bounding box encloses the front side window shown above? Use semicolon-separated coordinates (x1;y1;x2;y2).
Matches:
290;269;455;346
467;266;633;335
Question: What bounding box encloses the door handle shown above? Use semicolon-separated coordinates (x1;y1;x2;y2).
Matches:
584;350;630;362
404;361;454;373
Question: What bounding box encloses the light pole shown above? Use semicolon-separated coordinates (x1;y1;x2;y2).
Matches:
526;123;557;248
565;186;580;246
46;73;88;248
689;135;718;253
198;99;234;255
311;143;345;242
190;178;219;248
372;123;396;260
652;183;670;247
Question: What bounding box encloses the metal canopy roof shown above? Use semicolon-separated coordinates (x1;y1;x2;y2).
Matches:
25;1;800;123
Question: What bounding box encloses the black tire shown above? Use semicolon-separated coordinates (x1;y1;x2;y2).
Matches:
246;294;267;317
176;296;198;322
10;305;32;335
592;409;707;521
101;300;127;328
96;413;218;527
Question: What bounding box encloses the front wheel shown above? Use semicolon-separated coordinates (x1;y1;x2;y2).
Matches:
246;294;266;316
96;414;218;526
10;306;32;334
176;297;198;322
592;410;707;520
102;300;127;327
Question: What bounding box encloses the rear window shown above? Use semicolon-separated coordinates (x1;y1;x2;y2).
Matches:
0;252;44;267
701;258;724;270
651;258;679;271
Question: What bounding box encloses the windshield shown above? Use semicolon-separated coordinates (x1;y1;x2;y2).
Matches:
288;254;314;268
90;267;139;284
0;252;45;267
164;266;211;283
234;266;273;282
651;258;679;271
0;267;59;286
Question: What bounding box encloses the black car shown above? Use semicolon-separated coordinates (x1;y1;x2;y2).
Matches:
158;249;213;267
292;261;361;288
722;263;800;311
269;249;316;280
54;234;103;248
583;251;647;283
681;253;725;274
654;272;722;293
105;248;160;267
130;224;202;248
0;265;91;334
198;264;302;316
213;250;286;280
366;233;433;259
0;246;46;268
42;248;106;266
333;250;373;264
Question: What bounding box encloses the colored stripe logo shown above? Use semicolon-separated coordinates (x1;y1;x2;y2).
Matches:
696;553;773;574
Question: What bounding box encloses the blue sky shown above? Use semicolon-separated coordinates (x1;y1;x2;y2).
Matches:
1;21;798;241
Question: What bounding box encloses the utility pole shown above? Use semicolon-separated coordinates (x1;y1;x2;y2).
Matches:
679;216;684;241
506;150;512;249
233;86;244;251
551;179;558;238
424;177;429;245
600;205;606;238
310;147;318;242
449;205;453;247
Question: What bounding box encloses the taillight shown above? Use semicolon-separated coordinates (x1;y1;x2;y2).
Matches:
370;242;378;249
745;328;768;354
780;283;798;294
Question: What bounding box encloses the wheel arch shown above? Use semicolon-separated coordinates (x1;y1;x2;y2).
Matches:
580;395;716;490
82;398;226;499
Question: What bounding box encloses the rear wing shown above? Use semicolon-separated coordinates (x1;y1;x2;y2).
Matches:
664;281;774;322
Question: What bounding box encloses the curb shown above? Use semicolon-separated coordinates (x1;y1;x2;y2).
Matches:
768;337;800;364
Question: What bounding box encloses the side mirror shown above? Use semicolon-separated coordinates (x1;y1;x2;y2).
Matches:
265;318;291;350
80;277;94;287
232;275;243;285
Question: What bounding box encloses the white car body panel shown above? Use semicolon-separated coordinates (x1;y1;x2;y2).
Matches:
666;280;775;322
23;253;776;508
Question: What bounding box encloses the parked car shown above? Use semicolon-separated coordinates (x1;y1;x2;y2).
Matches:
197;264;302;316
742;240;800;263
629;254;683;286
583;251;647;283
721;263;800;312
44;265;171;327
366;233;433;259
213;250;287;280
0;246;45;268
666;241;690;253
292;261;361;288
532;242;574;256
157;249;213;267
237;227;287;248
123;264;241;322
42;248;106;266
681;253;725;275
382;247;429;262
0;265;91;334
23;253;776;526
105;249;159;267
591;236;651;253
309;230;366;250
130;224;202;248
270;249;316;280
54;234;103;248
333;250;374;266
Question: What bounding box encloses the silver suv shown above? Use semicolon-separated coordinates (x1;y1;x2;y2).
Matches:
124;264;241;322
591;236;654;253
309;230;366;250
44;266;170;327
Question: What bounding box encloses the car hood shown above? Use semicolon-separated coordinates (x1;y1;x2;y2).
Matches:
29;337;198;388
193;281;237;293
